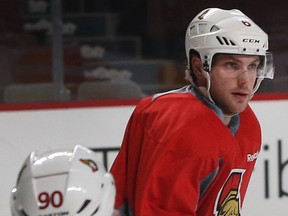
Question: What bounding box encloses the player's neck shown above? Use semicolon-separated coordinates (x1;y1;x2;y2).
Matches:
223;115;231;126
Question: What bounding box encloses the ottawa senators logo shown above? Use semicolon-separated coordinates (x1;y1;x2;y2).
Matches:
79;159;98;172
214;169;245;216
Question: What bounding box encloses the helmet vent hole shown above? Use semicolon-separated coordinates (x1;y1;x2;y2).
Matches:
222;37;229;45
20;209;28;216
77;199;91;213
210;25;220;32
216;36;224;45
216;36;236;46
91;206;100;215
198;23;207;34
230;40;236;45
189;25;197;36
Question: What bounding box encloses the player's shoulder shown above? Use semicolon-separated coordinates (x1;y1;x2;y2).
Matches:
133;86;203;118
152;85;193;100
137;86;196;108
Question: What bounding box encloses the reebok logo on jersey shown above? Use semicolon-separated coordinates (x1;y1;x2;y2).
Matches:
247;151;259;162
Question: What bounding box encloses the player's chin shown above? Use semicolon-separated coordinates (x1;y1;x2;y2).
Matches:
233;103;249;114
224;101;249;114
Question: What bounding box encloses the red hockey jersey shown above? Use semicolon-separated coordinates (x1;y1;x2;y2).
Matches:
111;89;261;216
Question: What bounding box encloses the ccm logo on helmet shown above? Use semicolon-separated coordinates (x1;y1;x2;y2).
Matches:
242;38;260;43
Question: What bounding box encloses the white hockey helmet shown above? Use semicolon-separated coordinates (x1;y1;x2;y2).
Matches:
185;8;274;92
10;145;116;216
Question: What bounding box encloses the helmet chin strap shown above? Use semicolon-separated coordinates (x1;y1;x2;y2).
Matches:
199;71;239;118
198;71;214;103
251;77;264;98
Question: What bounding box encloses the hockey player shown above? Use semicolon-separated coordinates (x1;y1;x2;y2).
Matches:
110;8;274;216
10;145;116;216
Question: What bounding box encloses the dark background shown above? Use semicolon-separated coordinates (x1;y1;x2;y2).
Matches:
0;0;287;103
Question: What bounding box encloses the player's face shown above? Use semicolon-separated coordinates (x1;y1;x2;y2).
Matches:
209;54;260;115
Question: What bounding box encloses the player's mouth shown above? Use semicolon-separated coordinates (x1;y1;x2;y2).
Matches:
232;91;250;100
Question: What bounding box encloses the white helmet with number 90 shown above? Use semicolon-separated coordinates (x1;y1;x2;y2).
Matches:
10;145;116;216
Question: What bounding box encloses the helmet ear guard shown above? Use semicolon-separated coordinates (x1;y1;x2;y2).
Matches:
10;145;116;216
185;8;274;92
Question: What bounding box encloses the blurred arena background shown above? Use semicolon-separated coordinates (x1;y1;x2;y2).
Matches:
0;0;287;103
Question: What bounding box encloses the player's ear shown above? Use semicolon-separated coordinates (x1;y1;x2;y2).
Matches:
191;56;206;81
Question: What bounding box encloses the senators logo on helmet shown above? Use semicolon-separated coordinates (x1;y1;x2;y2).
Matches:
80;159;98;172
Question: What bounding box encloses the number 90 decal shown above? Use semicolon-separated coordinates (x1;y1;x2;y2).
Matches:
38;191;64;209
